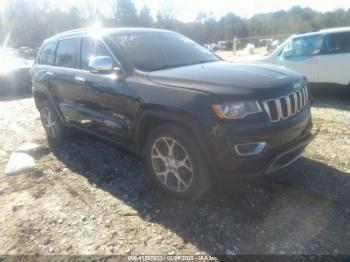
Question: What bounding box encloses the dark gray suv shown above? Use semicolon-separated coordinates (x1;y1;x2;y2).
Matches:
32;27;316;199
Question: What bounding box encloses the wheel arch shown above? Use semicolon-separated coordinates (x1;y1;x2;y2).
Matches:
134;110;211;166
33;89;66;124
33;91;49;109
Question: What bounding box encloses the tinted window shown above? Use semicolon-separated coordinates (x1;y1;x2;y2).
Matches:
38;42;56;65
55;38;80;68
323;32;350;54
283;35;323;58
111;32;219;71
80;38;112;70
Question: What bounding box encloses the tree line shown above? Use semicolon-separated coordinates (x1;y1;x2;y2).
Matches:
1;0;350;48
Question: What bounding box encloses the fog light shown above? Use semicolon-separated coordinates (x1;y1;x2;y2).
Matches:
235;142;266;156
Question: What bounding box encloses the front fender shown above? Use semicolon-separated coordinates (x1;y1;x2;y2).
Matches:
134;110;212;166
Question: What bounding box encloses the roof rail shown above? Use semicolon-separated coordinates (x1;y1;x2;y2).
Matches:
54;27;89;37
45;27;90;42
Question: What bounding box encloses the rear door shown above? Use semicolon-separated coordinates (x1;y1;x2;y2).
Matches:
32;41;57;95
48;37;81;118
277;34;323;82
318;31;350;85
68;37;129;142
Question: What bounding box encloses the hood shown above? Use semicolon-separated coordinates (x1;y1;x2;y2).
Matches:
148;61;303;98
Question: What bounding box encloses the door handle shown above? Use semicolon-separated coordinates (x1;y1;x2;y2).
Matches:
45;71;54;76
74;76;86;83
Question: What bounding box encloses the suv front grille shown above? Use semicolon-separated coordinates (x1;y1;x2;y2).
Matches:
262;85;309;122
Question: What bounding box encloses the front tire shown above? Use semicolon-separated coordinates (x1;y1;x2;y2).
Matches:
39;100;68;143
144;124;212;200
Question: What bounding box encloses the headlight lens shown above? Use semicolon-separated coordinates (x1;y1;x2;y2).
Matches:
212;101;261;119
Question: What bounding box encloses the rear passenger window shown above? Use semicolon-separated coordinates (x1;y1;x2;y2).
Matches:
38;42;56;65
80;38;113;70
55;38;80;68
324;32;350;54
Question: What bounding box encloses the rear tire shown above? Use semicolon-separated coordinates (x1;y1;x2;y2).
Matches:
39;100;68;144
144;124;212;200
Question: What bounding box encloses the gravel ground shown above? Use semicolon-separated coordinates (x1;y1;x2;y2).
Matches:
0;88;349;256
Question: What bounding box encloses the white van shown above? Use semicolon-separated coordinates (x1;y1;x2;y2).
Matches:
259;27;350;86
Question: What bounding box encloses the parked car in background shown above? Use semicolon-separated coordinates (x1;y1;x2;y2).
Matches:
258;38;273;47
205;41;232;52
32;28;315;199
258;27;350;87
17;47;37;59
204;43;216;52
0;48;32;95
216;41;232;51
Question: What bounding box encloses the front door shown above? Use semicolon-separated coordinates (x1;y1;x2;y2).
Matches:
277;34;323;83
70;37;129;142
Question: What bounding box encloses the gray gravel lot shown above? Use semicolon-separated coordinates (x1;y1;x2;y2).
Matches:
0;88;349;255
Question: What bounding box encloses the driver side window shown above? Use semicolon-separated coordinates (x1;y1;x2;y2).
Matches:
282;35;323;59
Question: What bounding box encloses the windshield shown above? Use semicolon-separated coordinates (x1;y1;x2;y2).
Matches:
110;31;220;71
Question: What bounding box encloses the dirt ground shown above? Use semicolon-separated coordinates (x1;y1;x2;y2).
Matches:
0;87;349;256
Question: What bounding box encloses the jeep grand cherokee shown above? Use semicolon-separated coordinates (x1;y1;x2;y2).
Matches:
32;28;315;199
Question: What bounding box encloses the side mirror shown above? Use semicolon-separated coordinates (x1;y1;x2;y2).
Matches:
89;56;113;73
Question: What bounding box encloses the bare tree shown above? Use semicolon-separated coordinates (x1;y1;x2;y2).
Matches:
82;0;102;20
156;0;177;27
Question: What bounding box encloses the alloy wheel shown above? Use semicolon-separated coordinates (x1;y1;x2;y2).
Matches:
151;136;194;192
41;106;57;138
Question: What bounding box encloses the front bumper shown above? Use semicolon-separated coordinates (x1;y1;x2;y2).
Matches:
265;128;318;174
201;104;316;178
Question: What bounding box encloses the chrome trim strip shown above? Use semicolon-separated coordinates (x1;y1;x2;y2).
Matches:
266;151;304;174
235;142;267;156
265;131;318;174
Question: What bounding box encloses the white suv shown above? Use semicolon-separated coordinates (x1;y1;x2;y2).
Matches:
259;27;350;87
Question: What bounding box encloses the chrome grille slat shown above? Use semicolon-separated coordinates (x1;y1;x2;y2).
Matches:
289;94;296;115
275;99;282;121
263;85;309;122
297;91;301;111
285;96;292;117
301;88;306;107
305;87;309;104
263;102;272;121
293;93;298;112
299;89;303;107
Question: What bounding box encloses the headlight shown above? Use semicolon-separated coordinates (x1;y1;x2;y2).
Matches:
212;101;261;119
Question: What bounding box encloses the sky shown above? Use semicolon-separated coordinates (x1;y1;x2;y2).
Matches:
1;0;349;22
134;0;350;21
